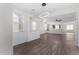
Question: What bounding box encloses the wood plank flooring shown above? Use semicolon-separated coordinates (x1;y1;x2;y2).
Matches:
14;33;79;55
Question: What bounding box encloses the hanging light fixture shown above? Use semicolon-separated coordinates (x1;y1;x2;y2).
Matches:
39;3;49;23
42;3;47;6
39;3;49;18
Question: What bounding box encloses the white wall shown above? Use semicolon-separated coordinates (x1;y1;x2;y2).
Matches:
13;9;26;46
75;7;79;47
13;8;43;45
0;4;13;54
74;20;78;46
13;32;25;46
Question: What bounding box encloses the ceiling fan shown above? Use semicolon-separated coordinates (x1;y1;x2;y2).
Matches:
56;19;63;22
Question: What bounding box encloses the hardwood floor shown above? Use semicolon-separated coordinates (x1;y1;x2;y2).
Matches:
14;33;79;55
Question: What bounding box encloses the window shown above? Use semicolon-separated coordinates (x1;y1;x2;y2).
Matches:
32;21;37;31
44;23;47;30
66;25;73;30
13;12;23;32
55;25;59;29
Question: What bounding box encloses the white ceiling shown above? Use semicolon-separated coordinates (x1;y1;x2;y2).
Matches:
13;3;78;22
46;12;75;22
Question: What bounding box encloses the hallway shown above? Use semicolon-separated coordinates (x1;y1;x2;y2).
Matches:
14;33;79;55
